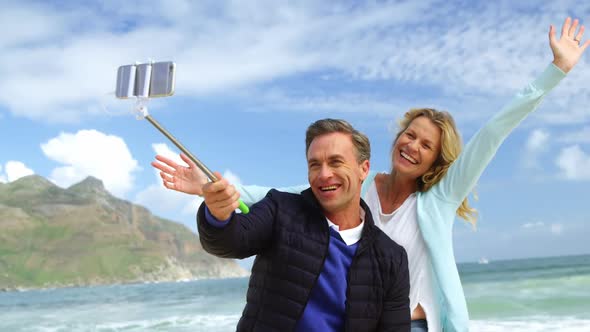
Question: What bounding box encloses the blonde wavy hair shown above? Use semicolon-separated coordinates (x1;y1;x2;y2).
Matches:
394;108;477;225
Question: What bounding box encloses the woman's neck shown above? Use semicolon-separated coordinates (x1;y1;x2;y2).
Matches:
377;171;417;213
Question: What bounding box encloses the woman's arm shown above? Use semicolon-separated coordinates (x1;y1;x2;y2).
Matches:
235;183;308;206
432;17;587;205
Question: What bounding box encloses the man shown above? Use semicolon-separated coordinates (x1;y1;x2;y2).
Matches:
198;119;410;332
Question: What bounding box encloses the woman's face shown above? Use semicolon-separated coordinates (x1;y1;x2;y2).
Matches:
392;116;442;180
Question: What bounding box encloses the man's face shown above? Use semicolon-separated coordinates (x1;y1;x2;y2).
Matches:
307;132;369;215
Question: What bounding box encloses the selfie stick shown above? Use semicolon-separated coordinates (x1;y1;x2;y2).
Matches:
138;102;250;213
125;60;249;214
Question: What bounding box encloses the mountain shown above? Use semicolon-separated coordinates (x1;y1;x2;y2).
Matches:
0;175;248;291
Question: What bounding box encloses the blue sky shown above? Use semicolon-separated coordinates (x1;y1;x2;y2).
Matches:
1;0;589;263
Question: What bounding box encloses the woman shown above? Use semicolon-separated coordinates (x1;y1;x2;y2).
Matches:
152;18;588;331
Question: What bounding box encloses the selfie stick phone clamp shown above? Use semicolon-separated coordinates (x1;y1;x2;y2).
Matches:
130;63;249;214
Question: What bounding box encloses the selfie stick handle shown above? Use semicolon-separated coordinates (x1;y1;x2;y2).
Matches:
143;113;250;214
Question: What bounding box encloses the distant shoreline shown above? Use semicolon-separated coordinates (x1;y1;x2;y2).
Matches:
0;274;251;293
457;252;590;265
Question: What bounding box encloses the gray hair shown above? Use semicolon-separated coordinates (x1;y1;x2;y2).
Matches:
305;118;370;162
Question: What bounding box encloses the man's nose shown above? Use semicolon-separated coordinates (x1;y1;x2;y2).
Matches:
318;164;334;179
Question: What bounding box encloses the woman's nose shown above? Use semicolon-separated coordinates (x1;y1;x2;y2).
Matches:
407;140;420;152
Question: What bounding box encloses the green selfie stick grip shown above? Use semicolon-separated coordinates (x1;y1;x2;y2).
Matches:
144;114;249;214
238;200;250;214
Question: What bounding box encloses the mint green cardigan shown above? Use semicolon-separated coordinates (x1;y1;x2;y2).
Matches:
234;63;565;331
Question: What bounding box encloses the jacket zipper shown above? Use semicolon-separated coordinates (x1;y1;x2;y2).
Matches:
293;219;331;331
344;226;375;331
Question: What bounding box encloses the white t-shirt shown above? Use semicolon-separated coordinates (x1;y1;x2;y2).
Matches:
364;181;441;332
325;208;365;245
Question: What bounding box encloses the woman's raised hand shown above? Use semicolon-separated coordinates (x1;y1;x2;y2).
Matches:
550;17;590;73
151;153;208;195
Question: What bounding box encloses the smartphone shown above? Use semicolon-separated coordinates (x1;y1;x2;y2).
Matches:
115;64;136;99
115;61;176;99
134;63;152;98
149;61;176;97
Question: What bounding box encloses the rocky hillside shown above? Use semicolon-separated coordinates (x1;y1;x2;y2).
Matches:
0;175;248;290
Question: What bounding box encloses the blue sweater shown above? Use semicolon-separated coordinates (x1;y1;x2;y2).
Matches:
295;228;359;332
232;63;566;331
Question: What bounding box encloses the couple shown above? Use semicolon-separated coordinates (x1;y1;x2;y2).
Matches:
152;18;588;331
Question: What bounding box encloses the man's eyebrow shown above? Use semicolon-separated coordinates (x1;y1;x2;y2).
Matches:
328;154;345;160
308;154;345;164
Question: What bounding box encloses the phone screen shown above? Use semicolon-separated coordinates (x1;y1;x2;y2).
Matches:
149;62;176;97
135;64;152;98
115;65;136;99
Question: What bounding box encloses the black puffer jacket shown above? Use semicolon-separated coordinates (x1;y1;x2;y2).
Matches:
197;188;410;332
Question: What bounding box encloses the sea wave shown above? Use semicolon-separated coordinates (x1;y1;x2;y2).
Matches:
24;314;241;332
23;315;590;332
471;316;590;332
464;270;590;319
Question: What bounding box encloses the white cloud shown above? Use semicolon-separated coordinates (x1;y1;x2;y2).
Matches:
523;129;550;169
0;3;67;49
522;221;545;229
250;89;412;118
521;221;563;236
4;161;35;182
152;143;186;166
3;1;589;126
135;183;196;215
40;129;139;197
526;129;550;152
181;196;205;217
557;126;590;144
135;143;195;219
223;170;242;187
0;161;35;183
551;223;564;235
555;145;590;180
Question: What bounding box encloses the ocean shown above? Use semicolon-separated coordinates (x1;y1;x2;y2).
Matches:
0;254;588;332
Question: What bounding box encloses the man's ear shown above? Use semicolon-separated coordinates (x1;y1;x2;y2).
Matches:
359;159;370;181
